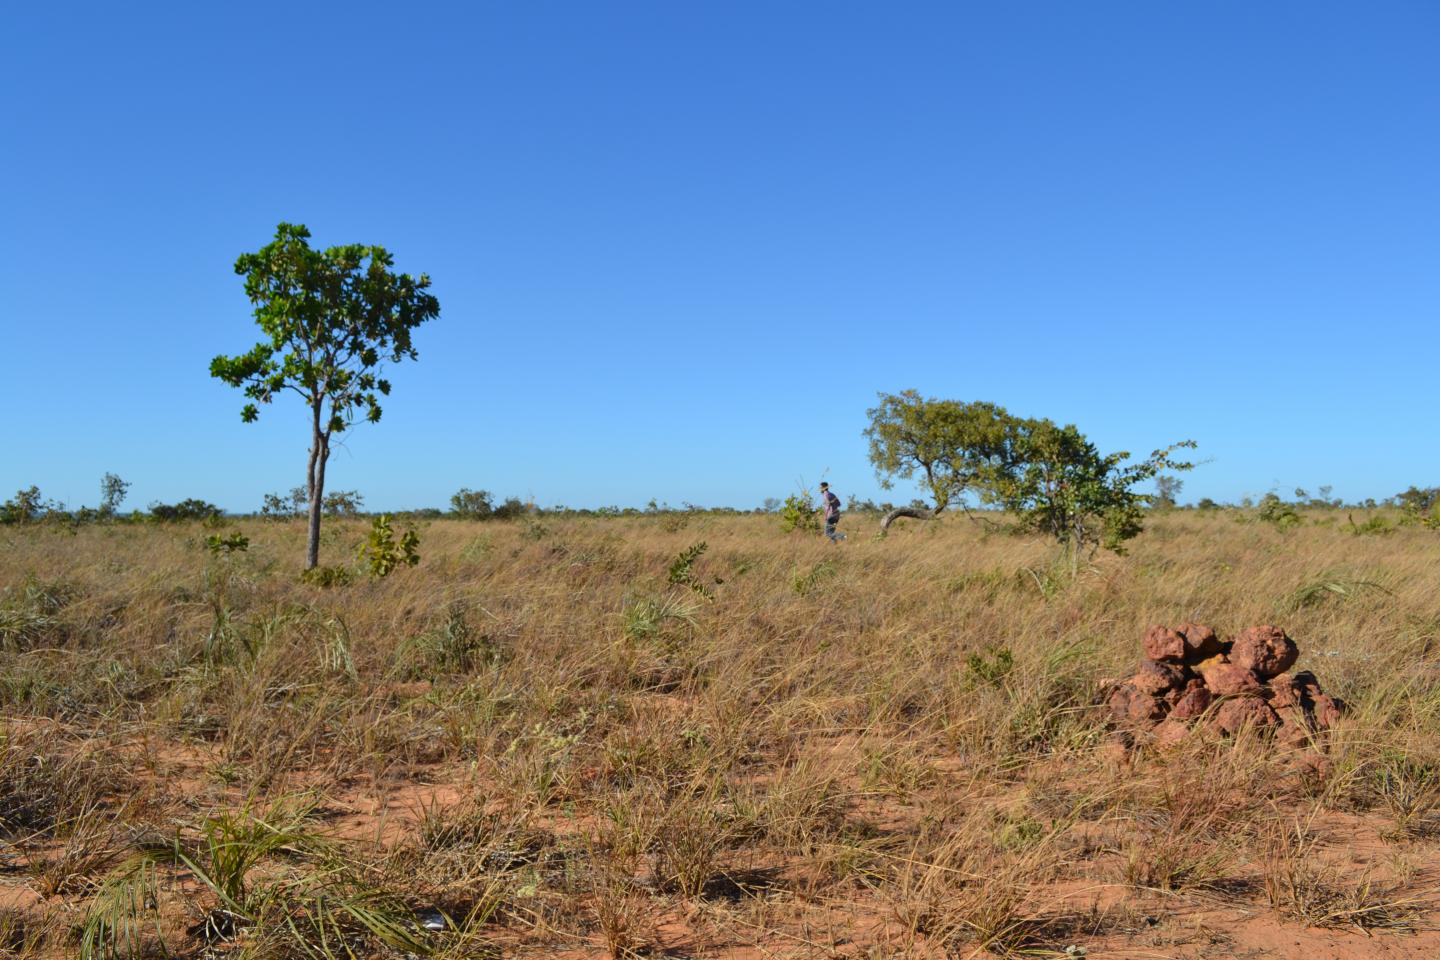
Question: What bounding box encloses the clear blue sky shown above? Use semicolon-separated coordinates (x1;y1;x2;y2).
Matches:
3;2;1436;512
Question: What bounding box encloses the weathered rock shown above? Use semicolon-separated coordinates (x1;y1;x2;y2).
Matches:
1174;622;1223;661
1230;625;1298;679
1163;676;1197;704
1312;693;1345;729
1276;725;1311;751
1267;672;1305;709
1296;750;1334;781
1209;697;1280;736
1109;623;1336;753
1167;679;1213;720
1198;659;1263;696
1142;625;1188;662
1130;660;1188;696
1193;653;1227;674
1107;682;1167;725
1273;706;1314;749
1144;623;1224;663
1152;718;1192;748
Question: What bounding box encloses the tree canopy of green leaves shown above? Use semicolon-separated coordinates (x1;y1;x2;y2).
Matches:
863;391;1012;514
1153;475;1183;510
149;499;222;522
1395;486;1439;517
100;473;130;515
210;223;439;568
450;488;495;519
865;390;1195;555
0;487;51;524
985;417;1195;555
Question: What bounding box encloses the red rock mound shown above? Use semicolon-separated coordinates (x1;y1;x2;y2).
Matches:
1105;623;1344;747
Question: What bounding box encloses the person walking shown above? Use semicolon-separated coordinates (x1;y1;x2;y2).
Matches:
819;482;846;543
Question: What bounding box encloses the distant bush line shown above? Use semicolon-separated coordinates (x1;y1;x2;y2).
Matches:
3;479;1436;527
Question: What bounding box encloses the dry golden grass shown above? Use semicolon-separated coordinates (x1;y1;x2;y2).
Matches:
1;509;1439;958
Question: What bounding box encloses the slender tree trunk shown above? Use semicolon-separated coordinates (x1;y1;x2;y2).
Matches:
306;403;326;570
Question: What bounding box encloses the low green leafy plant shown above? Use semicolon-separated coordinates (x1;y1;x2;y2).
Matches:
667;541;716;600
1258;494;1302;530
204;531;250;555
357;515;420;577
779;493;820;534
964;646;1015;688
299;565;353;588
1347;513;1394;536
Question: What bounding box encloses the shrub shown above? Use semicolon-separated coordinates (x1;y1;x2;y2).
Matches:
658;511;689;532
260;488;305;520
779;494;819;534
204;532;250;555
357;515;419;577
299;565;352;589
492;497;528;521
450;487;494;519
985;421;1195;556
1393;486;1440;529
1;487;53;524
149;499;222;522
1257;493;1301;530
667;541;715;600
1394;486;1439;515
1347;513;1394;537
322;489;364;518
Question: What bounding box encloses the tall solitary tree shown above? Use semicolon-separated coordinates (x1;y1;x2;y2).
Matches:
211;223;439;568
1153;474;1183;510
99;472;130;516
